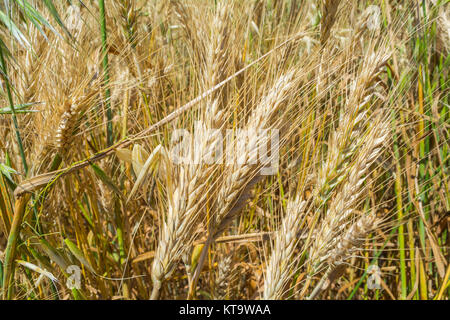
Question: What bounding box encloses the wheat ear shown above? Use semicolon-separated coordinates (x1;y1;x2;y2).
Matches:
214;253;233;299
150;2;232;299
307;213;380;299
188;71;296;297
309;120;389;274
55;85;99;161
320;0;341;45
262;50;388;300
263;196;307;299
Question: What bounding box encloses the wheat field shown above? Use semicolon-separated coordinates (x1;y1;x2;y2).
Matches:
0;0;448;300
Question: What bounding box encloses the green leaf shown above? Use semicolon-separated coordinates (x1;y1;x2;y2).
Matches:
42;0;72;39
13;0;62;41
0;10;31;48
39;239;69;271
0;38;12;63
90;163;124;201
64;239;95;274
0;258;3;287
77;200;94;228
0;163;18;181
0;102;41;114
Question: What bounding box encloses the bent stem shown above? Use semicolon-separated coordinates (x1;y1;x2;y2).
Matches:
150;279;162;300
188;234;214;299
307;268;332;300
2;194;31;299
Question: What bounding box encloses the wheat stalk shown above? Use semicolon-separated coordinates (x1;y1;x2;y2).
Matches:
314;51;390;204
262;51;391;300
309;119;389;276
171;0;207;73
212;71;296;236
188;71;297;297
261;50;392;300
150;1;233;299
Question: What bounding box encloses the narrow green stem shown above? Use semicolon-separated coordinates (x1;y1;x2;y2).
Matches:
98;0;113;146
0;44;28;175
393;127;407;299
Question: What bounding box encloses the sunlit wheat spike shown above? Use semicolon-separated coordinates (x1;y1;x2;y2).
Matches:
150;1;235;299
320;0;341;45
187;70;297;297
309;120;389;273
263;196;307;300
